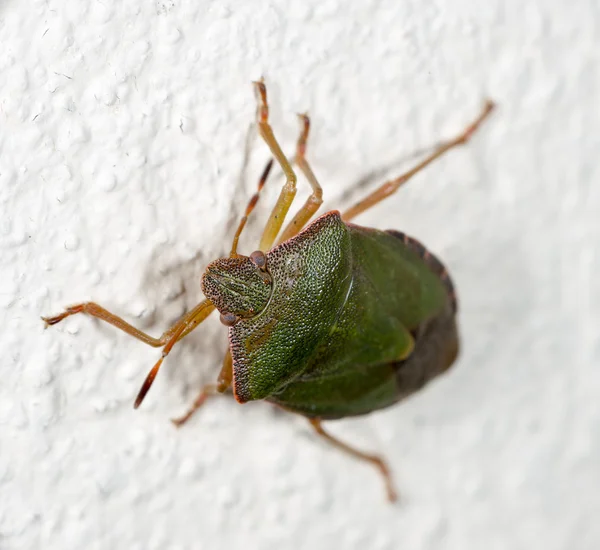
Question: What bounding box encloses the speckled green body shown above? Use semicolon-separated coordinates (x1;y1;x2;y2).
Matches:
202;211;459;420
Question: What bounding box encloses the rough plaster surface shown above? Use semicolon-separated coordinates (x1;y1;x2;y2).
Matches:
0;0;598;549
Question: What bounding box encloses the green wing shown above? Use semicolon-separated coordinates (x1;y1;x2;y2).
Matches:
268;302;459;419
267;224;454;419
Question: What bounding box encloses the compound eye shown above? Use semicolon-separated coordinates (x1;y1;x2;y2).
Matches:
249;250;267;270
219;312;238;326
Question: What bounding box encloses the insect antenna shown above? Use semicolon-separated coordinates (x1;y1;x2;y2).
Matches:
229;158;274;257
133;299;215;408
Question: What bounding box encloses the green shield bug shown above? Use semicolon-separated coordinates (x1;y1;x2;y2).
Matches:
43;80;495;502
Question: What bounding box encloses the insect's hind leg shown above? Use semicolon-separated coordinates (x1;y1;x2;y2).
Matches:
309;418;398;502
342;99;495;222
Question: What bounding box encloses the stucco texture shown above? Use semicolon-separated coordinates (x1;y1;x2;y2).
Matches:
1;0;598;549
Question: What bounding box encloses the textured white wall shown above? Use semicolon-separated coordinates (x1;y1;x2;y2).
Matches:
1;0;598;548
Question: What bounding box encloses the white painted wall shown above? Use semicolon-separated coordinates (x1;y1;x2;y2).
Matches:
1;0;597;548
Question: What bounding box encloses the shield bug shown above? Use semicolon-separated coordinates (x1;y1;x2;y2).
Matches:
43;81;495;501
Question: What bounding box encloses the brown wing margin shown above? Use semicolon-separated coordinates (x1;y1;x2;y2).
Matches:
385;230;459;395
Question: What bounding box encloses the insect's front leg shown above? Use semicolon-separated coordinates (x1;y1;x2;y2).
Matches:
42;299;215;347
43;299;216;407
253;80;299;251
171;349;233;427
170;383;219;427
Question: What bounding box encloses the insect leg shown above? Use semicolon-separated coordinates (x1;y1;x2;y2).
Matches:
276;114;324;244
170;349;233;427
230;159;274;256
342;99;496;221
43;300;216;407
217;348;233;391
253;80;299;251
133;299;215;408
42;299;215;347
308;418;398;502
170;383;219;427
